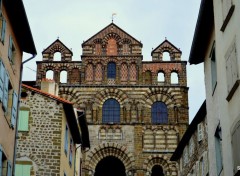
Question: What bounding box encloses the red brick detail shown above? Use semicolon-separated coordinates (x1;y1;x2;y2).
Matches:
120;63;128;81
129;63;137;81
86;64;93;81
95;64;103;81
107;39;117;56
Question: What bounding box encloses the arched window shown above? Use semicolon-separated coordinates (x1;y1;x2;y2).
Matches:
122;44;129;55
102;98;120;123
53;52;61;61
46;70;54;80
60;70;67;83
107;62;116;79
70;68;80;84
151;165;164;176
151;101;168;124
95;44;102;55
158;72;165;82
162;51;170;61
171;72;179;84
145;71;152;84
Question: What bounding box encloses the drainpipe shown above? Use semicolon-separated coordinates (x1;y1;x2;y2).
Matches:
12;54;37;176
75;144;82;176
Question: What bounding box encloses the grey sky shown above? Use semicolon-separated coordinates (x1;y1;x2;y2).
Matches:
22;0;205;122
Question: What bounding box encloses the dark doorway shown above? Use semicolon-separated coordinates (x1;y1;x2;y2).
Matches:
151;165;164;176
94;156;125;176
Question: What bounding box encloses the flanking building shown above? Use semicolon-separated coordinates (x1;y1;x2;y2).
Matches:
16;82;89;176
0;0;36;175
189;0;240;175
171;101;209;176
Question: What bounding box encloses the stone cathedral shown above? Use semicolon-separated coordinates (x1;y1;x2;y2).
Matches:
35;23;189;176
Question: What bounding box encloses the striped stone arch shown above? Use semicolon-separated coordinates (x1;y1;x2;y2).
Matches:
84;143;135;174
143;87;182;108
42;63;58;72
93;88;129;107
58;87;80;104
143;155;172;176
103;57;119;65
93;38;103;44
121;38;132;44
143;67;154;73
58;63;70;71
49;43;66;54
103;32;121;44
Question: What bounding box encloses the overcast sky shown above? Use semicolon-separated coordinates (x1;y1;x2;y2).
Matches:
22;0;205;122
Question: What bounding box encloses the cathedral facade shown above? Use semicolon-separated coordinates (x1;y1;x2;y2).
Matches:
36;23;189;176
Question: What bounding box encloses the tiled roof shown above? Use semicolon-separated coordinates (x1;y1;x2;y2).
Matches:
22;84;73;104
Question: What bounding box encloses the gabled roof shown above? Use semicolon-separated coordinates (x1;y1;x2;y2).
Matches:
151;39;182;56
22;84;72;104
170;100;206;161
42;39;73;54
82;23;142;47
4;0;36;54
22;84;82;144
188;0;214;64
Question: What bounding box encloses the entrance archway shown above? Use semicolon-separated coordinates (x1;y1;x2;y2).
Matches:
151;165;164;176
94;156;125;176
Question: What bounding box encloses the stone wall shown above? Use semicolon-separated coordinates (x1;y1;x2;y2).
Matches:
16;88;74;176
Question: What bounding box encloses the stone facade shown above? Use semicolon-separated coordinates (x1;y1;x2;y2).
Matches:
16;84;81;176
35;23;189;176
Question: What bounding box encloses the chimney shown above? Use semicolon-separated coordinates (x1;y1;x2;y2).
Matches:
41;78;59;96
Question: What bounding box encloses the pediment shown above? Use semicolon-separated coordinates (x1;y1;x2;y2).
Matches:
42;39;73;55
82;23;142;47
151;39;181;55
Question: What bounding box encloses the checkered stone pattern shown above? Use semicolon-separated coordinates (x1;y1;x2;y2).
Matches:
120;63;128;82
107;78;115;85
95;64;103;81
70;68;80;84
129;63;137;81
86;64;93;81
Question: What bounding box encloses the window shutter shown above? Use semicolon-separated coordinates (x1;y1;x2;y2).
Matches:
64;125;68;153
0;0;2;15
7;160;12;176
0;18;5;43
2;71;9;112
192;164;196;176
0;145;2;176
232;124;240;173
204;151;209;175
69;138;73;165
22;165;31;176
0;59;4;102
198;123;203;142
18;110;29;131
196;161;200;176
11;91;18;128
15;164;22;176
8;36;13;61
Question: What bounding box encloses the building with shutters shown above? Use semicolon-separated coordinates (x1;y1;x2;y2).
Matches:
15;82;88;176
171;101;209;176
0;0;36;175
189;0;240;175
34;23;189;176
